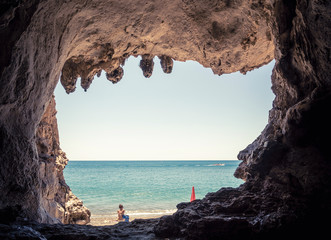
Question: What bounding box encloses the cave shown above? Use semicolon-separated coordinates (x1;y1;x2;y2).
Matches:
0;0;330;239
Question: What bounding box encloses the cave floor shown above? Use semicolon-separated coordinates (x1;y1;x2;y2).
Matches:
0;218;179;240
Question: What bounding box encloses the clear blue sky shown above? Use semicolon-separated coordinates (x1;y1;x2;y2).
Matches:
54;56;275;160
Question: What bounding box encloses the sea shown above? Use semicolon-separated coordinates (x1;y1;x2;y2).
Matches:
64;160;243;225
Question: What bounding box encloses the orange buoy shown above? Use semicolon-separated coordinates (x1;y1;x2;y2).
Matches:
190;186;196;202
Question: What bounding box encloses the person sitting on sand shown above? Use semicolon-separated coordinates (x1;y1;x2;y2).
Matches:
117;204;129;222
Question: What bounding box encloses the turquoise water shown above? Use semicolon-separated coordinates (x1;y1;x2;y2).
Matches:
64;161;243;218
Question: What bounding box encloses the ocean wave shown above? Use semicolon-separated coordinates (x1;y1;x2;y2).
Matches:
206;163;225;166
128;209;176;216
91;209;176;218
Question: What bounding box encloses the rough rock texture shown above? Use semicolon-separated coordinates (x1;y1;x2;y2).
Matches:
36;95;91;224
139;54;155;78
0;0;330;239
0;218;158;240
155;0;331;239
54;0;275;93
159;55;174;74
0;0;274;223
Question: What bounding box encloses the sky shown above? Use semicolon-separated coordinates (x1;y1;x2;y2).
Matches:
54;56;275;161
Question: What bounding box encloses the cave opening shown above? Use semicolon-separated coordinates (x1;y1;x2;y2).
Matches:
2;0;330;238
53;56;275;225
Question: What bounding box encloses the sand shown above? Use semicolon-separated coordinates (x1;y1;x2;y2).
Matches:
88;213;174;226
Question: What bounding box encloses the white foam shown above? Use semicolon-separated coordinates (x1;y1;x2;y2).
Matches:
127;209;176;216
91;209;176;218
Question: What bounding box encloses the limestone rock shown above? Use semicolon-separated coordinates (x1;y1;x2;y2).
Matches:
65;192;91;225
139;55;155;78
36;95;91;224
159;55;173;74
106;66;124;84
50;0;275;92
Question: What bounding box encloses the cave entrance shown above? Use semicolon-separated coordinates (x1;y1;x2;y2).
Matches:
55;56;274;225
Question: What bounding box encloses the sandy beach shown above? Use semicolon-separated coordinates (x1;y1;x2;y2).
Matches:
88;212;175;226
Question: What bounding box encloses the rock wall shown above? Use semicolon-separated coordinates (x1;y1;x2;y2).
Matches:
155;0;331;238
0;0;274;223
0;0;330;239
36;95;90;224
